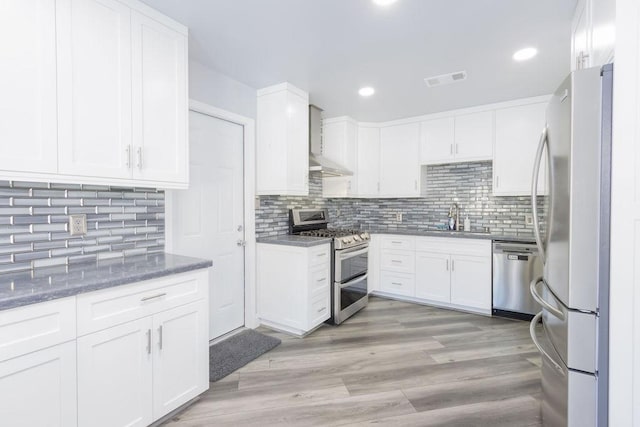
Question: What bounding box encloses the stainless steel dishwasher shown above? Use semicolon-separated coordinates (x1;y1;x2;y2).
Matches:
492;241;543;320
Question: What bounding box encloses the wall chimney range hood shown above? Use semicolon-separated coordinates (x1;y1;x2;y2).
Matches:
309;105;353;177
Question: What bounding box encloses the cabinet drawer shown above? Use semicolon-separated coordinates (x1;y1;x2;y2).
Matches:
309;265;331;298
381;250;415;273
308;293;330;327
0;297;76;363
380;271;415;297
77;270;208;336
309;245;331;267
381;235;415;251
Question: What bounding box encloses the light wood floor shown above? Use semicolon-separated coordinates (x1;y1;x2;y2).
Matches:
164;297;542;426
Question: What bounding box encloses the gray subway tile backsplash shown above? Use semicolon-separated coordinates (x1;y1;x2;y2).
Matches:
255;161;547;238
0;181;165;274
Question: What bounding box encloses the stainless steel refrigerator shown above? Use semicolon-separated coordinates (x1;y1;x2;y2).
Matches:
530;64;612;427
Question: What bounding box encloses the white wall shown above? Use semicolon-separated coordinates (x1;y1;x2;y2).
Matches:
609;0;639;425
189;60;256;119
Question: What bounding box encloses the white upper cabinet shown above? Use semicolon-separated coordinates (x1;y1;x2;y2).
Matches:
421;111;493;164
454;111;494;162
0;0;57;174
379;123;421;197
493;102;548;196
131;11;188;184
57;0;133;179
420;117;455;164
1;0;189;188
571;0;615;71
257;83;309;196
357;126;381;197
322;117;357;198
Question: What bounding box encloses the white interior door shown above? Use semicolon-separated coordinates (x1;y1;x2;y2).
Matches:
171;111;245;340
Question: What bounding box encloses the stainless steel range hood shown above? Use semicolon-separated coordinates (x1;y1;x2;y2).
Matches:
309;105;353;177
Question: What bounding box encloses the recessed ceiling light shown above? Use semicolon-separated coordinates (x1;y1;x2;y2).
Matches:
359;87;375;97
513;47;538;61
372;0;398;6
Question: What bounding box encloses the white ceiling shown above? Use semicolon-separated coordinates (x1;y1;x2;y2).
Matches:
141;0;577;122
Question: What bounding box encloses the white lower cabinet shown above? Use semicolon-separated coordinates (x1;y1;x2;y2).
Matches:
449;254;492;310
0;269;209;427
77;271;209;426
372;234;492;315
415;251;450;303
257;242;331;336
77;317;153;427
0;341;77;427
77;301;207;427
152;300;208;419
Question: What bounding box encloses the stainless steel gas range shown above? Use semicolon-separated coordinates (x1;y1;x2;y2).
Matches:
289;209;370;324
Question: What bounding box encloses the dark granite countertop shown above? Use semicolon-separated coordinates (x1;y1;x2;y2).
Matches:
257;235;332;248
0;253;213;311
365;228;536;243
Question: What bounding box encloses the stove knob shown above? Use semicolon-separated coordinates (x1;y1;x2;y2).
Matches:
353;235;361;241
341;237;351;245
361;232;369;240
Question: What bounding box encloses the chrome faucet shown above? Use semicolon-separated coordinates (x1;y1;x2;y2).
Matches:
448;203;459;230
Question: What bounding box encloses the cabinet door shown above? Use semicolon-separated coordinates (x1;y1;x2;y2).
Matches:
356;126;381;197
322;120;357;197
454;111;494;161
494;103;547;196
132;11;188;184
379;123;420;197
285;90;310;195
152;300;209;419
415;252;451;303
0;341;77;427
420;117;455;164
572;0;590;70
0;0;57;174
57;0;133;179
590;0;615;66
77;317;153;427
450;254;491;310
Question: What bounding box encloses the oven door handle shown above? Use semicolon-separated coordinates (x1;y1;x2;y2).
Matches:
337;246;369;260
338;273;369;289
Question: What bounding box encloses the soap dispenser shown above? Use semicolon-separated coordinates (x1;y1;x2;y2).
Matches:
464;215;471;232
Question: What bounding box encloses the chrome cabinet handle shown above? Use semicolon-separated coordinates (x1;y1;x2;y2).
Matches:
391;259;402;263
158;325;163;350
451;259;455;271
391;282;402;286
125;145;131;168
317;307;326;313
146;329;151;354
136;147;142;169
237;240;247;247
455;144;459;154
446;259;449;271
450;144;453;155
141;293;167;302
317;277;326;282
530;277;564;320
529;311;564;374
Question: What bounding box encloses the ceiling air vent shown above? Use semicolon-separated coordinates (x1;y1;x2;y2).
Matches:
424;70;467;88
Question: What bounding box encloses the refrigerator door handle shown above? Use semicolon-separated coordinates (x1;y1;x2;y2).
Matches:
530;311;565;375
531;126;548;264
530;276;565;320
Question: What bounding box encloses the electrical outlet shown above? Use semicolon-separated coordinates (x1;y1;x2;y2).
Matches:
69;214;87;236
255;197;261;209
396;212;403;222
336;209;341;217
525;214;534;226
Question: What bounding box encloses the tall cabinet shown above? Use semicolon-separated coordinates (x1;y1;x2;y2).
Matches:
0;0;58;174
257;83;309;196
